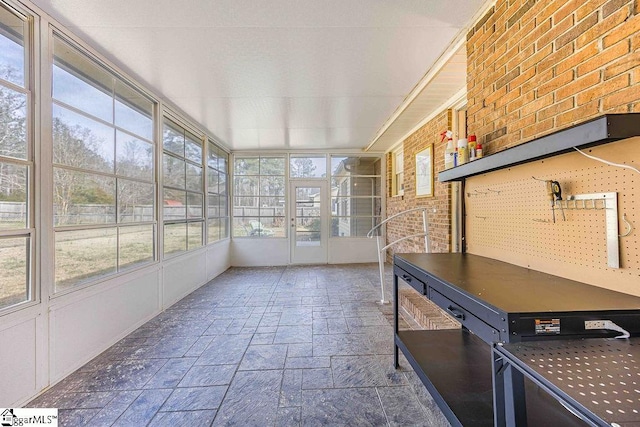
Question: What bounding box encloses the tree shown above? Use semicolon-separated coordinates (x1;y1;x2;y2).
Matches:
0;66;28;202
52;116;114;225
290;157;316;178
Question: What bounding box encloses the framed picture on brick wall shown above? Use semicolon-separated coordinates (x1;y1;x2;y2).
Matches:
415;145;433;197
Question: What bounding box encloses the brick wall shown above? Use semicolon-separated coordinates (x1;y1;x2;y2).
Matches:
467;0;640;154
385;0;639;260
385;110;452;260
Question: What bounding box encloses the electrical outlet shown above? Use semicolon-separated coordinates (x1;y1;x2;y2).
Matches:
585;320;607;330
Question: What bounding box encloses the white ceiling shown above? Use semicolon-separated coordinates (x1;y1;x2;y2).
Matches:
33;0;486;151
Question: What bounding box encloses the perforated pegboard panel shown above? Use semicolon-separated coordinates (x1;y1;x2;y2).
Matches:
502;339;640;425
465;137;639;296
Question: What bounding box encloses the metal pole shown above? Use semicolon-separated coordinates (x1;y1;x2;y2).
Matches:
377;235;389;304
422;208;430;253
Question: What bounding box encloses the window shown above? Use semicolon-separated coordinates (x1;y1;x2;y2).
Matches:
162;118;205;255
52;35;156;291
206;140;228;243
290;155;326;178
392;149;404;196
330;156;381;237
233;155;285;238
0;3;31;310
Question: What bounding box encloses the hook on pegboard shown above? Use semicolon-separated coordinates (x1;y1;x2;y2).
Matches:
620;213;633;238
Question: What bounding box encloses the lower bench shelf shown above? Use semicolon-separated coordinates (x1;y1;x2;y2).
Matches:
396;329;590;426
396;329;495;427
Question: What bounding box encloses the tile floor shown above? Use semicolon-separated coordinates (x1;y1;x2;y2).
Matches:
27;264;450;426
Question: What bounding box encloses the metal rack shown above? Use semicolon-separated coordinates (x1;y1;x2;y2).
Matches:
493;338;640;427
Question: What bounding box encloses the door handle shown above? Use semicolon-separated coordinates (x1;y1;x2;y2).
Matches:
447;305;465;320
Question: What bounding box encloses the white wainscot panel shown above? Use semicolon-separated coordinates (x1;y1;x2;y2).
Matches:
328;238;378;264
231;238;289;266
163;250;208;307
0;318;37;406
50;270;160;382
206;240;231;280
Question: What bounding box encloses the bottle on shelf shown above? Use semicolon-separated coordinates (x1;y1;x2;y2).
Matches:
457;138;469;165
474;135;483;159
442;130;455;170
468;135;477;161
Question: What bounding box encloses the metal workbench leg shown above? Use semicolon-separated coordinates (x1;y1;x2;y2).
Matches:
504;361;527;426
492;347;506;427
394;272;399;369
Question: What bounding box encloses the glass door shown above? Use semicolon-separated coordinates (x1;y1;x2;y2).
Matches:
290;180;327;264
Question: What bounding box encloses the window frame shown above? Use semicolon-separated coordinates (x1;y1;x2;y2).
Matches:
161;113;206;257
232;154;287;239
50;31;158;294
205;138;229;244
329;156;382;238
0;1;35;313
391;148;404;197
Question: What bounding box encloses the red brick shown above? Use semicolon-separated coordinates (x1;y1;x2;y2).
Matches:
556;12;598;49
536;0;569;25
485;85;509;106
519;18;551;51
552;0;580;24
603;85;640;109
522;44;554;72
484;108;508;127
520;93;554;117
603;0;632;18
474;22;496;48
494;110;521;130
603;13;640;48
537;42;574;74
500;44;530;75
485;43;510;71
537;97;575;121
604;52;640;79
495;86;523;108
508;16;537;51
576;40;630;76
506;90;536;114
556;71;601;100
556;41;600;74
522;117;555;139
537;15;574;50
575;0;607;21
385;110;451;257
508;0;537;28
555;101;601;127
509;113;537;133
522;68;554;93
508;66;537;89
577;7;631;49
632;31;640;51
536;69;574;96
577;74;630;105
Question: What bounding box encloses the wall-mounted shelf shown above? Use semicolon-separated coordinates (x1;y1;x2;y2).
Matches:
439;113;640;182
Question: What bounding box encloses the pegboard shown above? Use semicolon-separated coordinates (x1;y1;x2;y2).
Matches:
465;137;639;296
